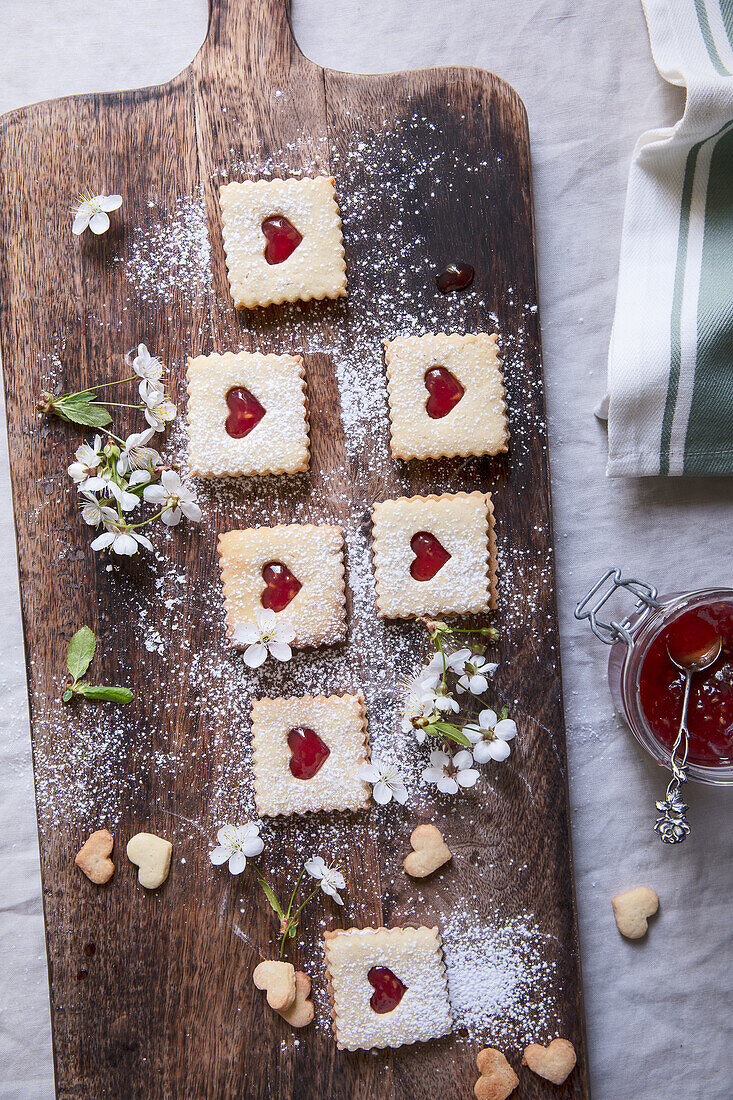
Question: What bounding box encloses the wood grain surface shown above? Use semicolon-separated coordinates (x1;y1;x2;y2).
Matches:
0;1;589;1097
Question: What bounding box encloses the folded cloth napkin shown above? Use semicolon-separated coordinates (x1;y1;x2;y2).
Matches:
605;0;733;476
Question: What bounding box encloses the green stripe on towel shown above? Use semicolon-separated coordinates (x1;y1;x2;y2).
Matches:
683;125;733;472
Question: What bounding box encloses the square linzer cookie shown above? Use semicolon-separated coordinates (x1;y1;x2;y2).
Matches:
370;492;497;619
219;176;347;310
218;524;347;649
323;926;453;1051
186;350;309;478
385;333;508;460
251;693;370;817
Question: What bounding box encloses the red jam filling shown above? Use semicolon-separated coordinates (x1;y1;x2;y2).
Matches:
225;386;266;438
261;562;302;612
262;215;302;265
435;261;475;294
367;966;407;1013
287;726;330;780
638;603;733;767
424;366;465;419
410;531;451;581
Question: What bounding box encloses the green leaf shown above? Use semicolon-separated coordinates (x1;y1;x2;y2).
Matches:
256;873;284;919
61;689;73;703
431;722;472;748
77;684;133;704
288;924;297;937
67;627;96;680
57;399;112;428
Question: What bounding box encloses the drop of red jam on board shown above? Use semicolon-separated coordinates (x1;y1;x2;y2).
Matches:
424;366;465;419
287;726;330;780
638;602;733;767
410;531;451;581
435;261;474;294
225;387;266;439
368;966;407;1013
262;215;303;265
261;561;302;612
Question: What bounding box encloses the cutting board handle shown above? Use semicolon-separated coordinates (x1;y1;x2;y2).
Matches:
199;0;304;67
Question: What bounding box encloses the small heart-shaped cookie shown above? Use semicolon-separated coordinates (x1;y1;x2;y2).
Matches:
75;829;114;884
403;824;452;878
522;1038;577;1085
253;960;296;1011
126;832;172;889
276;970;314;1028
612;886;659;939
474;1047;518;1099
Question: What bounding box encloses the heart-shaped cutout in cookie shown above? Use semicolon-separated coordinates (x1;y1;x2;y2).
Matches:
403;823;452;878
253;960;296;1011
612;885;659;939
262;215;302;265
368;966;407;1013
424;366;465;419
225;386;266;439
276;969;314;1028
522;1038;577;1085
261;561;302;612
126;832;172;890
474;1047;519;1100
287;726;330;780
75;828;115;885
410;531;451;581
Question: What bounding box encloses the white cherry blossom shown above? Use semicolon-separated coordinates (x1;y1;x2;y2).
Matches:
456;653;498;696
79;491;117;528
143;470;202;526
358;758;408;805
129;344;164;387
209;823;264;875
305;856;346;905
464;709;517;763
72;191;122;236
81;476;139;513
117;428;161;474
422;749;480;795
233;608;295;668
426;647;472;678
139;381;176;432
91;522;153;556
68;435;104;484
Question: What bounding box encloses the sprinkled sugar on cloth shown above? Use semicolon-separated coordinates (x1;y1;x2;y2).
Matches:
605;0;733;476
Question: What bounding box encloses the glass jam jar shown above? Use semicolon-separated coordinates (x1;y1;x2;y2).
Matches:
576;570;733;842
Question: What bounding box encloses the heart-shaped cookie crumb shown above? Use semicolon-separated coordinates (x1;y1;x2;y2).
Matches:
126;832;172;889
612;886;659;939
403;823;452;878
75;828;114;884
253;960;296;1011
276;970;314;1027
474;1046;518;1099
522;1038;577;1085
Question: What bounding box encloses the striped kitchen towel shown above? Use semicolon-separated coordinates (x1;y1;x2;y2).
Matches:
605;0;733;476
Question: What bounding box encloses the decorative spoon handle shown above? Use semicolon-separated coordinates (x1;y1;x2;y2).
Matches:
654;670;691;844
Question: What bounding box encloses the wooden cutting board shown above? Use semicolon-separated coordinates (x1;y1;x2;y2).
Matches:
0;2;589;1097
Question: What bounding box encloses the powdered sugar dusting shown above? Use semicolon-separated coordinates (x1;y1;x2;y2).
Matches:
30;107;570;1058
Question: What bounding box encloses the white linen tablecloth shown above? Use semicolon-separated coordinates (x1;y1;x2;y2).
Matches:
1;2;731;1097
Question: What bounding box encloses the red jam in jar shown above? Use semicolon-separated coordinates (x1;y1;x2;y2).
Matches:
638;603;733;767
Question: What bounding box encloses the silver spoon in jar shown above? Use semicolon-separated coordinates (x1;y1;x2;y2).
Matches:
653;632;722;844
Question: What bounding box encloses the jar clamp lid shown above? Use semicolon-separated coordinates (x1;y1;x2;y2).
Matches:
576;568;692;846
